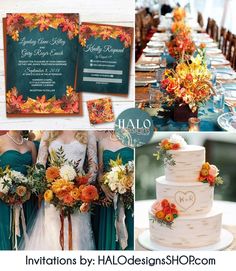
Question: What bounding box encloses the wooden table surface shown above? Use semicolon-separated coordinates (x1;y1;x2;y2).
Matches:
0;0;135;130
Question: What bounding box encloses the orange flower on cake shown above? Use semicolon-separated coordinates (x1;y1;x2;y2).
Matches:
154;134;187;165
151;199;179;227
199;162;223;186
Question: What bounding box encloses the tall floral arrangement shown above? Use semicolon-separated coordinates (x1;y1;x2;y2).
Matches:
167;26;195;61
173;7;186;22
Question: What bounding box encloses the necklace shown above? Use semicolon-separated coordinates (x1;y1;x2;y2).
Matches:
109;133;118;142
6;133;24;145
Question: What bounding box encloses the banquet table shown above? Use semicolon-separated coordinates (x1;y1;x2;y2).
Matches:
135;200;236;251
135;31;236;131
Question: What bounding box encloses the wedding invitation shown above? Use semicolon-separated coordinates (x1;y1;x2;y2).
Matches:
3;15;133;117
77;23;133;95
4;13;81;116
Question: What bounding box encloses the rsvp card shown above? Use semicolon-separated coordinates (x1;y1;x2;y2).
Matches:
4;13;82;116
77;23;133;95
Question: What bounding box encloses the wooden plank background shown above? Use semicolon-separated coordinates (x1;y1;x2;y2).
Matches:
0;0;135;130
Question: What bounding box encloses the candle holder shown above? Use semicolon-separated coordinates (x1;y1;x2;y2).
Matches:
188;117;200;132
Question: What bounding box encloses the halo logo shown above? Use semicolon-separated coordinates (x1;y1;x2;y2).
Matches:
115;108;154;147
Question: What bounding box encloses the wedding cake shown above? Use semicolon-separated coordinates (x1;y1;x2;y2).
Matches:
149;135;223;248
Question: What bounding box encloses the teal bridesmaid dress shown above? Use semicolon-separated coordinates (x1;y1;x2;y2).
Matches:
0;150;37;250
97;147;134;250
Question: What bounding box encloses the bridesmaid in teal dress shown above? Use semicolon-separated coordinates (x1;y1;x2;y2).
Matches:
96;131;134;250
0;131;37;250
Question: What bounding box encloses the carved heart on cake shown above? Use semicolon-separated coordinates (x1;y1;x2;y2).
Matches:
174;191;196;211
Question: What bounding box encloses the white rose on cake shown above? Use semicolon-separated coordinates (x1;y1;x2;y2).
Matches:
60;164;77;181
169;134;187;149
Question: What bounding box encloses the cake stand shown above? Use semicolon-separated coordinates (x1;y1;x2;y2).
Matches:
138;228;234;251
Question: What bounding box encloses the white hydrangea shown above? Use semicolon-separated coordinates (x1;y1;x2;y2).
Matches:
0;176;11;194
169;134;187;148
60;164;77;181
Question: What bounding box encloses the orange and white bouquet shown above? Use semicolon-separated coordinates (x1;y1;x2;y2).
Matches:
0;167;32;205
43;147;99;216
37;147;99;250
102;155;134;210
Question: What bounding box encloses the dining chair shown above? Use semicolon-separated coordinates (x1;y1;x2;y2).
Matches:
219;27;227;50
206;18;213;36
225;31;233;59
227;35;236;70
211;20;219;42
197;12;204;28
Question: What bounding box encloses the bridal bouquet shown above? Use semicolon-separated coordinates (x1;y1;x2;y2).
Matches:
102;155;134;210
40;147;99;216
0;166;32;205
31;147;98;250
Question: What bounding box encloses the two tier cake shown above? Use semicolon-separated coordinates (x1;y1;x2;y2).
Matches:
149;135;223;248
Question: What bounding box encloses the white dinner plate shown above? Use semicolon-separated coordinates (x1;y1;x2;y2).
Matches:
216;70;236;80
135;63;159;71
218;112;236;131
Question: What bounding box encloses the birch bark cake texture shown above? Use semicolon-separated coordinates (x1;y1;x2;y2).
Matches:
150;134;224;248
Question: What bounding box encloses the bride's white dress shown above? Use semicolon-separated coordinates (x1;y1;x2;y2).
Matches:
26;133;97;250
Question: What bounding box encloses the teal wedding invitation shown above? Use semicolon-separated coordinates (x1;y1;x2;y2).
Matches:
77;23;133;95
4;13;82;116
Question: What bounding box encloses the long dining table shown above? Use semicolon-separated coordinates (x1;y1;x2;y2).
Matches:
135;20;236;132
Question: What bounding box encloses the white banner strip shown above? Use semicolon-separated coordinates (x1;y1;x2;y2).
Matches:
0;251;235;271
83;77;122;83
83;68;123;75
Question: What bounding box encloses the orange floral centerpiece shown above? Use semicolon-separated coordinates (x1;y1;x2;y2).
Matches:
33;147;98;250
166;27;195;61
150;199;179;228
173;7;186;22
199;162;223;187
161;53;213;121
153;134;187;165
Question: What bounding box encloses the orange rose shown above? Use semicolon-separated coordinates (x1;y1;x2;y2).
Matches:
16;186;27;197
63;194;75;205
172;143;180;150
46;166;60;182
75;175;89;185
81;185;99;203
161;199;170;208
